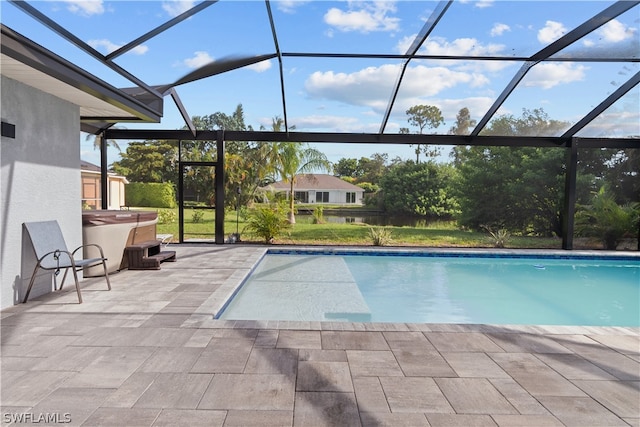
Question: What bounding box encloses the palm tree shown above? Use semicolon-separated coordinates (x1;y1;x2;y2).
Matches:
85;129;122;152
261;116;331;223
275;142;331;223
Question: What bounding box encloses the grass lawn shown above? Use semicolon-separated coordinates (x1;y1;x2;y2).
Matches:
144;207;563;249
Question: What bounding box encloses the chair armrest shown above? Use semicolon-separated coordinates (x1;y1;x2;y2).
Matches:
37;249;75;268
72;243;107;260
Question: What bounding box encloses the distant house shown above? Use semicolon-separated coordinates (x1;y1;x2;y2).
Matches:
81;160;128;210
267;174;364;205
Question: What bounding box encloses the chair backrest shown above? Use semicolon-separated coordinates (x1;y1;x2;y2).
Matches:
23;221;71;269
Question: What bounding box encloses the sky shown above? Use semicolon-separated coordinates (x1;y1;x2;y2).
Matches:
2;0;638;167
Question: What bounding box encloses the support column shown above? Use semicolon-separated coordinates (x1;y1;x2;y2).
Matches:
215;130;225;244
100;131;108;210
178;140;184;243
562;140;578;250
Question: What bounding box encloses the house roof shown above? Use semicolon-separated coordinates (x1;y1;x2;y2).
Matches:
80;160;102;173
80;160;127;182
270;174;364;192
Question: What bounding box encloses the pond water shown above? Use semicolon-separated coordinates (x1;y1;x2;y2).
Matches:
321;214;438;227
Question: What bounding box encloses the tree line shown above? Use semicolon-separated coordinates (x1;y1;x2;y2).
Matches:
112;105;331;224
112;104;639;244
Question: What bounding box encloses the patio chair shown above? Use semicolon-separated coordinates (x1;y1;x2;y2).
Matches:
22;220;111;304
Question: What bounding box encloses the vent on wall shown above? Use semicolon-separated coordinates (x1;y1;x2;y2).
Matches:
1;121;16;138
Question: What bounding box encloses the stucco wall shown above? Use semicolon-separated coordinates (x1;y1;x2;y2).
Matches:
1;76;82;309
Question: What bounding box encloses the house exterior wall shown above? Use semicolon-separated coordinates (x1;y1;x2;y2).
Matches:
81;171;127;210
82;174;100;210
1;76;82;309
296;189;364;205
109;178;126;209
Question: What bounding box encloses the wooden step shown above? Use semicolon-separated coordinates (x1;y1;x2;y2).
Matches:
124;240;177;270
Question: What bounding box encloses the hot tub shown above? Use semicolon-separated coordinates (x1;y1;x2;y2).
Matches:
82;210;158;276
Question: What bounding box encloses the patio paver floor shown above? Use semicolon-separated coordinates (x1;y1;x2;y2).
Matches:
1;244;638;426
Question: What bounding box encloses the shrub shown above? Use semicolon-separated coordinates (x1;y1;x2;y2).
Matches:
191;209;204;223
126;182;176;208
157;209;176;224
369;227;393;246
357;181;379;194
245;201;290;244
575;186;639;250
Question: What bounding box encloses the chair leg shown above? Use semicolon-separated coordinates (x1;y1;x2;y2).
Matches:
58;268;70;290
70;267;83;304
102;260;112;291
22;263;42;303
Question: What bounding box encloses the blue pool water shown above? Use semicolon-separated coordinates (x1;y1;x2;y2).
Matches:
218;251;640;326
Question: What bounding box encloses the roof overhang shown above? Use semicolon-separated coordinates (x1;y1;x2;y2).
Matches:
0;24;163;134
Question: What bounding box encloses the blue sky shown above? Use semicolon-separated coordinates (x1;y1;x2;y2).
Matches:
2;1;638;167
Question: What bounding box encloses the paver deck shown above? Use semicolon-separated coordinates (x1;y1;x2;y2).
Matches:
1;244;638;426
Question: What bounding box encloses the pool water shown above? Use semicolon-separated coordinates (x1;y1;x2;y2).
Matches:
218;252;640;326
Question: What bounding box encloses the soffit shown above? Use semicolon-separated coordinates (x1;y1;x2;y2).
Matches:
1;53;138;120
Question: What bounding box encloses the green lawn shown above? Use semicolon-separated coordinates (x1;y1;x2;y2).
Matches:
141;207;563;249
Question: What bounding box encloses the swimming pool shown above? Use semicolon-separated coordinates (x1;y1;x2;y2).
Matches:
217;249;640;326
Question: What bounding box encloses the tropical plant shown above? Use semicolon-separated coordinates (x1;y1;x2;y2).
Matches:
244;201;291;244
312;206;325;224
272;135;331;223
482;225;511;248
86;128;123;152
369;227;393;246
574;186;639;250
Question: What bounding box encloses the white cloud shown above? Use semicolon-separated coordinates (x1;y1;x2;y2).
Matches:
524;63;587;89
597;19;637;43
88;39;148;55
247;60;273;73
162;1;195;18
469;73;490;87
305;64;401;111
538;20;566;44
475;0;494;9
259;114;374;133
324;2;400;33
398;36;505;57
130;45;149;55
276;0;310;14
577;108;640;138
63;0;104;16
439;97;493;123
399;65;480;96
490;23;510;37
289;115;362;131
458;0;494;8
184;51;214;69
396;36;509;72
304;63;485;115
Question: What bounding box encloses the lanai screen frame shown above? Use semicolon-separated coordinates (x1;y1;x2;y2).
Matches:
5;0;638;248
103;128;638;249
